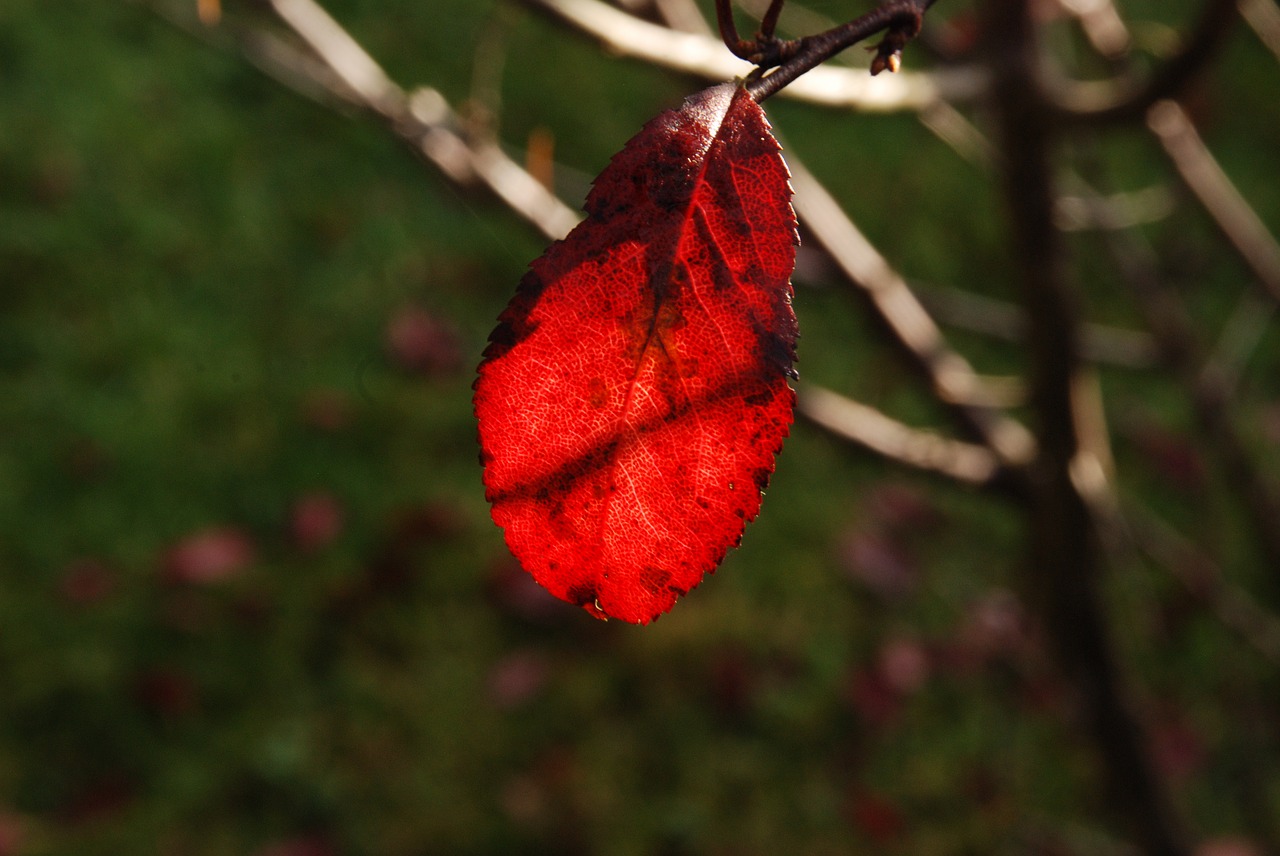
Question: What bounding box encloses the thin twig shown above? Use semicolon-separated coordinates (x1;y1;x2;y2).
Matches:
1056;0;1130;57
738;0;847;52
244;0;582;242
1208;290;1275;391
267;0;402;114
1059;0;1280;581
1093;182;1280;583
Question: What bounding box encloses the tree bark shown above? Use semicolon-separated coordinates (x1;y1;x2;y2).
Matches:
983;1;1190;853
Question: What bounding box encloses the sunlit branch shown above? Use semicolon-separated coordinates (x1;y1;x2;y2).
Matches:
1239;0;1280;62
786;153;1037;472
1147;100;1280;308
181;0;582;243
1055;0;1130;57
797;385;1002;486
650;0;714;35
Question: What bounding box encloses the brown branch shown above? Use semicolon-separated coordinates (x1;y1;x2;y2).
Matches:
1136;103;1280;582
714;0;786;59
984;0;1190;852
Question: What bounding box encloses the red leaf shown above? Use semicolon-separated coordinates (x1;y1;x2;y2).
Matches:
475;83;797;624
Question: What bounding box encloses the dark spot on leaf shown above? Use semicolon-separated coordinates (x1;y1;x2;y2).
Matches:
567;583;598;607
639;566;672;594
752;467;772;491
587;376;608;408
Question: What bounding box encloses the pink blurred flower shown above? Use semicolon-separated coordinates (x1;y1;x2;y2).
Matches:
290;492;345;552
162;526;256;584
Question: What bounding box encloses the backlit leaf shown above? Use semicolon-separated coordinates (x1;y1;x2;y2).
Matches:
474;83;797;624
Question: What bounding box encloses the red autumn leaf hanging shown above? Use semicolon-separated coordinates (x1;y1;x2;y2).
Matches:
474;82;797;624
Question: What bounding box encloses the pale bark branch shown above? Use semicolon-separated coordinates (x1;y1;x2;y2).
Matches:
1207;290;1274;392
787;153;1037;471
796;385;1002;485
266;0;400;110
1239;0;1280;62
222;0;583;242
1055;0;1131;57
1147;99;1280;307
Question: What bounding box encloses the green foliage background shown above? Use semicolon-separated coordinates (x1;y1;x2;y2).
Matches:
1;0;1278;853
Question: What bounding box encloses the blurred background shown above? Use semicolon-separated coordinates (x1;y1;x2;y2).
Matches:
1;0;1278;853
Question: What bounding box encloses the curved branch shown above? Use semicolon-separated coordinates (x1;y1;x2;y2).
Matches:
746;0;941;101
